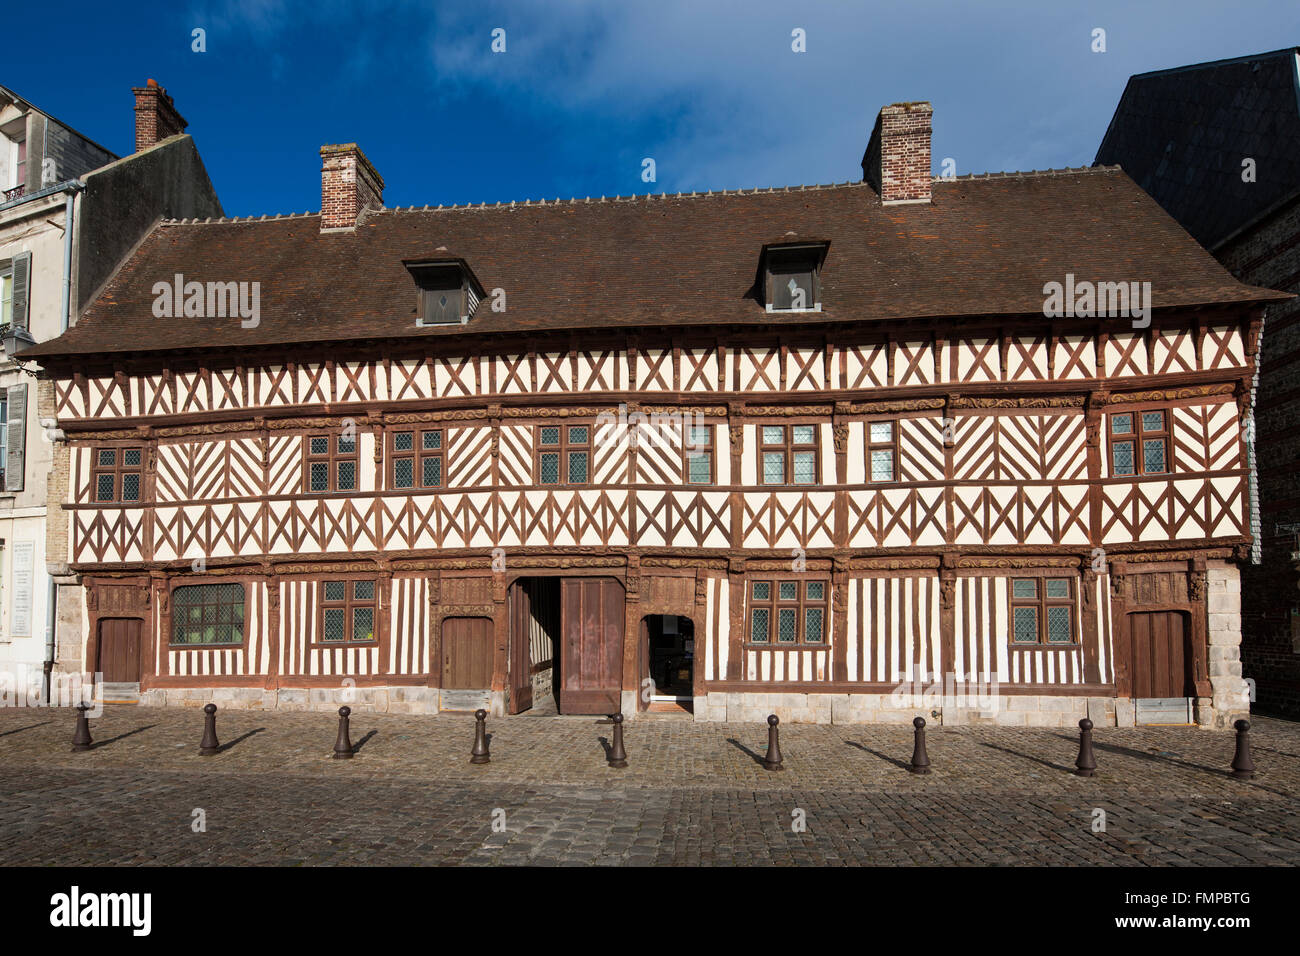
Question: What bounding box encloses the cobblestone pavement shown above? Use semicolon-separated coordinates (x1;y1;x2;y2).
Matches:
1;707;1297;865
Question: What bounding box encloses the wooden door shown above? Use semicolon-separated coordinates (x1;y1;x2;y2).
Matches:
559;578;625;714
442;617;493;689
1129;611;1190;698
508;582;534;713
98;618;142;682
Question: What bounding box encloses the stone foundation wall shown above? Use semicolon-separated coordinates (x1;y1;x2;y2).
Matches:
139;686;443;714
691;692;1121;728
1206;564;1251;729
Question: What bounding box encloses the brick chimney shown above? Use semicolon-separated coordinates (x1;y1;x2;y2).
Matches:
320;144;384;231
862;101;933;204
132;79;188;151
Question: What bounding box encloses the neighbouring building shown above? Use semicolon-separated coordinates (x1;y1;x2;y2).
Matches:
1097;47;1300;719
22;101;1287;727
0;80;221;701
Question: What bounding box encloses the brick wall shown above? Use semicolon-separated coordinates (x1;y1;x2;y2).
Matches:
132;80;187;152
862;102;932;204
1219;191;1300;719
320;144;384;230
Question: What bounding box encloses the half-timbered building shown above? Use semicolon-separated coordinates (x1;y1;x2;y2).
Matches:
23;101;1288;727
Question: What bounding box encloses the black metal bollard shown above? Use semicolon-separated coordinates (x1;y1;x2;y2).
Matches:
71;703;93;752
333;706;353;760
608;713;628;769
199;703;220;756
762;714;784;771
1074;717;1097;777
1230;719;1256;780
909;716;930;774
470;709;491;765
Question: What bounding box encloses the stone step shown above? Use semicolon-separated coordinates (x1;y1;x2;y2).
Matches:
99;682;140;704
439;689;491;713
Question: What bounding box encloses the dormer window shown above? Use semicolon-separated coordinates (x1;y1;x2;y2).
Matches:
762;242;827;312
404;258;484;326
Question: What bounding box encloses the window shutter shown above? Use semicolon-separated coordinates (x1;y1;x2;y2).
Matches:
5;382;26;492
10;252;31;330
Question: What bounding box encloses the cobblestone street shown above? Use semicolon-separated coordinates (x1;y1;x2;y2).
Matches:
1;707;1297;866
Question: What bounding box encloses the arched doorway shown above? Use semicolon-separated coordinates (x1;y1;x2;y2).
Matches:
639;614;695;714
1128;610;1194;724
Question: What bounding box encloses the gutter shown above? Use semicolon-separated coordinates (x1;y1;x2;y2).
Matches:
44;180;82;697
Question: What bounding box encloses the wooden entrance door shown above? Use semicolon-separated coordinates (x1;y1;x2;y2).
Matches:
442;617;493;689
508;582;534;714
1129;611;1191;698
98;618;143;682
559;578;625;714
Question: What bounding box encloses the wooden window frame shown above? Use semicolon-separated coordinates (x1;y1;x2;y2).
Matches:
169;581;248;648
865;419;899;483
304;431;360;494
1008;576;1078;647
1107;407;1172;477
758;423;820;486
389;427;444;490
534;422;592;486
683;422;715;485
764;244;824;313
315;578;379;646
745;578;830;648
91;445;145;504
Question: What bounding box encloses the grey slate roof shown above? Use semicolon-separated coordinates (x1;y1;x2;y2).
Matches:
1095;47;1300;249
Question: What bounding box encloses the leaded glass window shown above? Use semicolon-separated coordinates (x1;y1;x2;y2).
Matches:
171;583;245;646
747;578;830;646
1009;577;1075;645
534;423;590;484
319;578;379;643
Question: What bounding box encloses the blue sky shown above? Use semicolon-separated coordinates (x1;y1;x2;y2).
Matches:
7;0;1299;217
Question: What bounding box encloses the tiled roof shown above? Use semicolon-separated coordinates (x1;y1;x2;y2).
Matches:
1096;47;1300;249
26;166;1286;360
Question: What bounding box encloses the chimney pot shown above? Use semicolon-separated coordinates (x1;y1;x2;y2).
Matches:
132;80;188;152
862;101;933;204
320;144;385;231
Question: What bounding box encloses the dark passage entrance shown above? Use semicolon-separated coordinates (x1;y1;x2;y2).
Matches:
640;614;694;713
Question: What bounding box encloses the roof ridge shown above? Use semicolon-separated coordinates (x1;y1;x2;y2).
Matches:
156;171;1124;226
936;165;1119;183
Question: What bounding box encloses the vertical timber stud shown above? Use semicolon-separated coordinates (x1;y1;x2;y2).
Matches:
832;556;849;683
939;553;957;682
1110;562;1129;698
265;572;281;692
692;573;708;701
427;573;442;693
727;557;745;682
622;555;641;713
832;402;851;683
1081;566;1101;684
727;404;745;682
1189;560;1211;698
1085;391;1107;549
492;562;508;715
